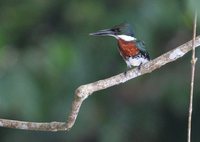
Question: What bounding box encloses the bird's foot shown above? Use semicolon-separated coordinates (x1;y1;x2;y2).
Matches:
137;63;142;70
124;66;132;76
124;70;128;76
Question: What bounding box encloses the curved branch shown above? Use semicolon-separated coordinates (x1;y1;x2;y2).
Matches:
0;36;200;131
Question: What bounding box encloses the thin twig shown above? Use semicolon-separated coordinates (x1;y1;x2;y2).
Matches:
188;11;198;142
0;36;200;131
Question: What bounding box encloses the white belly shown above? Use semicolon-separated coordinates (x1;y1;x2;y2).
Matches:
125;56;149;67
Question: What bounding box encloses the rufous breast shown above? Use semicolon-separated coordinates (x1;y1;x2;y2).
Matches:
118;39;139;58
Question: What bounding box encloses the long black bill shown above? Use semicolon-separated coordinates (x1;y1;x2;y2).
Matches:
89;29;115;36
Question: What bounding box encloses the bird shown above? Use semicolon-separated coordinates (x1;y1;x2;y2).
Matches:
89;23;150;72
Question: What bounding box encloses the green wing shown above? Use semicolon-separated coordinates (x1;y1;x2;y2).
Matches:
135;40;150;59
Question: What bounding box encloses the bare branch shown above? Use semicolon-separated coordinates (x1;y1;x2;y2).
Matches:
0;36;200;131
0;119;66;131
188;12;198;142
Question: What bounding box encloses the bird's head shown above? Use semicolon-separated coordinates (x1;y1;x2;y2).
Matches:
90;23;136;41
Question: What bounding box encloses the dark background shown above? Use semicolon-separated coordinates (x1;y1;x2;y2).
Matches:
0;0;200;142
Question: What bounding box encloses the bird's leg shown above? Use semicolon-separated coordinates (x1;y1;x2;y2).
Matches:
124;65;132;76
137;63;142;70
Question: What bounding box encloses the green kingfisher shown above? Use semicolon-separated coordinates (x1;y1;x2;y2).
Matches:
90;23;150;70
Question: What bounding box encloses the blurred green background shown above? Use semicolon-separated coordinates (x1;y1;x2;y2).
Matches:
0;0;200;142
